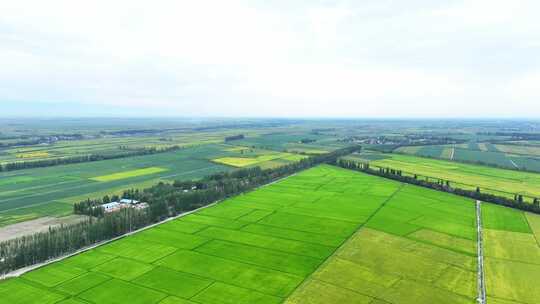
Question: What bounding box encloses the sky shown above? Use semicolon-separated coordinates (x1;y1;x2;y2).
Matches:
1;0;539;118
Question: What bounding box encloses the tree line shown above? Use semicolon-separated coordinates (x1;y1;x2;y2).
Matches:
0;145;184;172
0;145;360;274
224;134;245;142
335;159;540;214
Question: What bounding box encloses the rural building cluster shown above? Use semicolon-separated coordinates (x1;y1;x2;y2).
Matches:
100;199;149;213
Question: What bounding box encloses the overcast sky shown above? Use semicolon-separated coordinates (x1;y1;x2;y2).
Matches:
1;0;539;118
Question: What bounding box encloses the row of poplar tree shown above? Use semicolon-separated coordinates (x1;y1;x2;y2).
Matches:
336;159;540;213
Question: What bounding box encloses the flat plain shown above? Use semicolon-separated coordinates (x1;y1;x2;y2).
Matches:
211;148;306;168
0;165;491;304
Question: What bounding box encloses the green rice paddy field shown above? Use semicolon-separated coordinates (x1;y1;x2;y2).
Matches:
212;150;306;168
349;152;540;199
482;203;540;304
0;164;493;304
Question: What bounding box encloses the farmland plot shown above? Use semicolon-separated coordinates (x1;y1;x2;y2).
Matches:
0;145;233;226
0;165;491;304
360;152;540;199
482;204;540;304
212;150;306;168
286;184;478;304
0;165;402;304
394;143;540;172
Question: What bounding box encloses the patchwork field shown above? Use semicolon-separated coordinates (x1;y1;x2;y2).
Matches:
0;145;235;226
348;152;540;199
0;165;488;304
232;133;347;153
0;143;316;226
0;128;270;165
286;182;478;304
482;203;540;304
212;150;306;168
0;165;402;304
394;143;540;172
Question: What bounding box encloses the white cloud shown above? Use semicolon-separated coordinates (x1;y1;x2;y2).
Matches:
0;0;539;117
506;72;540;100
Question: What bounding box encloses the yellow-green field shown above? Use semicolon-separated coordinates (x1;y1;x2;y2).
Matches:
15;151;50;159
483;203;540;303
0;165;484;304
213;153;306;168
90;167;169;182
351;152;540;198
286;181;479;304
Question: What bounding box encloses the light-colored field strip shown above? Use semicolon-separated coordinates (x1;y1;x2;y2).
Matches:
476;201;486;304
451;146;455;161
509;159;519;169
90;167;168;182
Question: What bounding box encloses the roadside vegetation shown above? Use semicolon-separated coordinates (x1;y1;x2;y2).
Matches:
483;204;540;303
287;183;478;304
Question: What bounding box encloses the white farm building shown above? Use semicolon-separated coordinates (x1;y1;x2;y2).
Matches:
100;199;148;213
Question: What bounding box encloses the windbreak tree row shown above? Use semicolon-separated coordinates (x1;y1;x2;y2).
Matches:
336;159;540;214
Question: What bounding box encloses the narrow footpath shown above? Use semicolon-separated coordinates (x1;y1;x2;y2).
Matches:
476;200;487;304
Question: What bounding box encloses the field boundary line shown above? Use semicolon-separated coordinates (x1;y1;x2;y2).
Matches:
509;159;519;170
282;182;405;301
476;200;487;304
359;183;405;227
524;213;540;248
0;171;300;280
